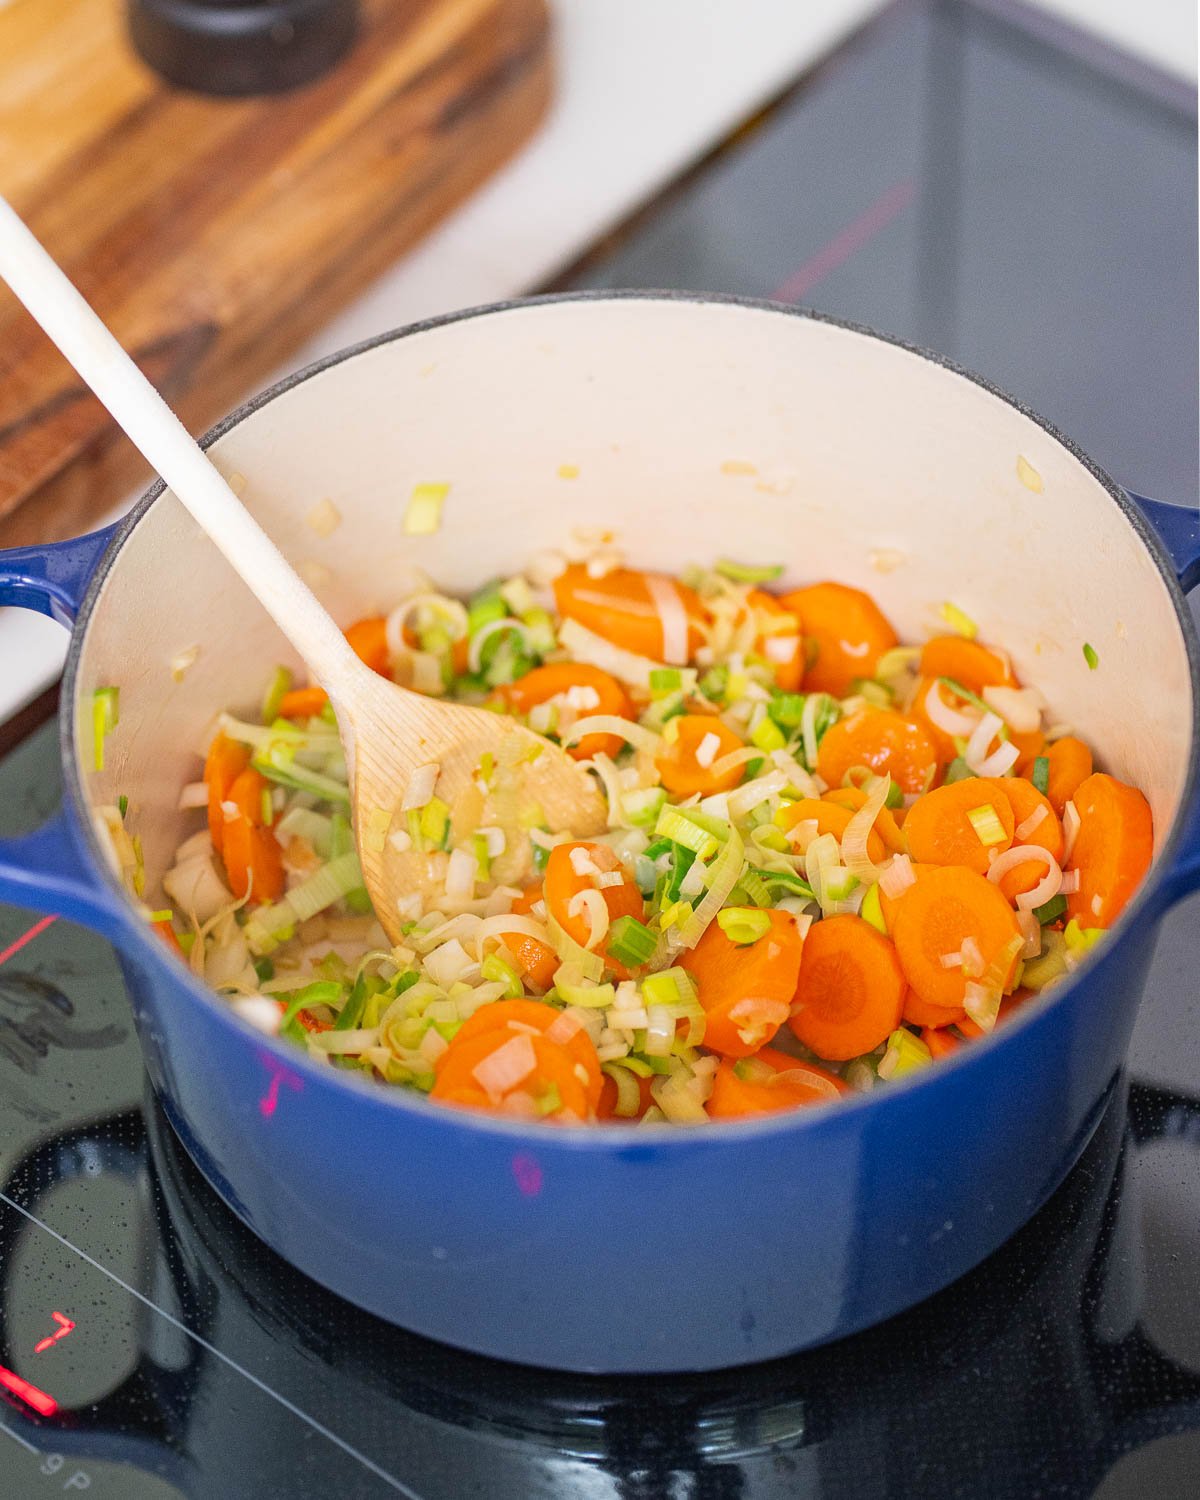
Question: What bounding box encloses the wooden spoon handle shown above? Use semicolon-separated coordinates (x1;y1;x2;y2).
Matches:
0;196;360;693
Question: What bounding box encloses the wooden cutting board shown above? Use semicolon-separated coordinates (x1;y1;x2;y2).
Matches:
0;0;551;547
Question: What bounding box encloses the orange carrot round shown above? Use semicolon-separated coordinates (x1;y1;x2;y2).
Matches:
877;861;932;932
707;1046;847;1118
543;841;644;972
891;865;1022;1010
1046;736;1093;815
983;776;1063;903
780;581;898;696
276;686;331;721
501;884;558;991
920;1025;963;1060
1066;772;1153;929
748;590;804;692
680;909;804;1057
788;914;906;1061
445;997;602;1109
903;778;1016;875
553;563;706;660
502;662;633;761
919;635;1016;692
816;708;938;795
343;616;391;676
776;797;887;863
655;714;745;796
821;786;906;852
432;1029;590;1121
903;990;966;1029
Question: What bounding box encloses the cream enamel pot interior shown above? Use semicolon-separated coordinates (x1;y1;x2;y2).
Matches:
1;293;1198;1373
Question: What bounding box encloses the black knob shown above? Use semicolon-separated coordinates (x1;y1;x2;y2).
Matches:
128;0;359;96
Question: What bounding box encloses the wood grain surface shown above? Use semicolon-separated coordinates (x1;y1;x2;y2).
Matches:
0;0;551;548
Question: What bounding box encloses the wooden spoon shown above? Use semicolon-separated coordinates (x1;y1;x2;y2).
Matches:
0;198;606;941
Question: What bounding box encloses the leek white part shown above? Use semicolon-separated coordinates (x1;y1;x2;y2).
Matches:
643;1005;676;1056
674;824;746;950
986;845;1062;909
472;1034;537;1099
444;848;477;900
878;852;915;900
546;1009;585;1047
1014;804;1049;840
924;679;978;737
694;732;721;770
384;592;468;659
700;792;731;820
965;712;1021;776
963;981;1001;1033
1059;868;1080;895
727;769;788;819
164;854;233;927
169;644;201;682
564;716;661;753
840;775;889;883
940;951;964;969
646;573;690;665
468;617;529;673
960;935;985;977
567;888;610;950
764;635;799;663
1016;909;1042;958
230;996;284;1035
982;685;1044;733
423;938;474;987
557;619;662;689
708;746;767;782
569;846;601;877
177;781;209;810
401;763;440;811
1062;801;1081;862
389;829;412;853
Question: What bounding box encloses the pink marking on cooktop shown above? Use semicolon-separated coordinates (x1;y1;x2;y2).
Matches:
0;914;58;970
771;178;916;304
512;1153;543;1197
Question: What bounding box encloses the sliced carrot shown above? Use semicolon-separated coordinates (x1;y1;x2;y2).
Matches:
277;686;331;721
821;786;906;853
815;708;938;795
877;862;932;932
707;1046;847;1118
203;731;250;858
226;765;276;826
1066;772;1153;929
654;714;745;797
543;841;644;974
776;797;887;863
501;884;558;991
553;563;707;660
891;865;1022;1010
679;909;804;1057
443;997;602;1110
501;663;633;761
343;616;390;676
903;991;966;1029
984;776;1063;903
919;635;1017;692
221;814;285;903
152;916;184;956
780;581;898;697
431;1029;590;1122
902;778;1015;875
1046;736;1093;816
748;590;803;692
920;1025;962;1059
788;914;906;1061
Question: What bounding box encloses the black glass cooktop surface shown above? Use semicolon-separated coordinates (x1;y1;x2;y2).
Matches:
1;1;1197;1495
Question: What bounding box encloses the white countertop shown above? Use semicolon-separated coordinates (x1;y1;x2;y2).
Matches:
1;0;1194;723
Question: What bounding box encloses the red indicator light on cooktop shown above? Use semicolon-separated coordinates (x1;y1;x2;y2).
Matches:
0;1363;58;1416
33;1312;75;1354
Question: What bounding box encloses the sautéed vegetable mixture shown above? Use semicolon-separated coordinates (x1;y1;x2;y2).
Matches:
99;543;1154;1126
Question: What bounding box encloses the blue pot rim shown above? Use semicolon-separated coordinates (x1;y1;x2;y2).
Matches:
56;290;1200;1148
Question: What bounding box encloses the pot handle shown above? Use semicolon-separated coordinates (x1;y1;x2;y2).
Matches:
0;525;131;938
1126;492;1200;906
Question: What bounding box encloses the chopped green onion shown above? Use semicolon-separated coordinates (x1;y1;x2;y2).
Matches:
768;692;806;728
1064;918;1104;956
148;908;172;923
418;797;452;850
404;481;450;535
650;667;682;694
938;676;993;717
606;915;657;968
641;968;698;1010
860;882;887;935
481;952;523;997
853;679;893;709
534;1082;562;1117
750;715;786;752
261;787;275;825
752;867;815;901
623;787;667;828
117;794;128;820
531;836;551;875
254;956;275;983
555;979;615;1009
698;665;729;702
939;602;978;639
1023;929;1068;990
1082;642;1099;671
92;686;119;771
1030;755;1050;795
714;558;784;584
734;866;774;907
1034;893;1067;925
876;1027;933;1080
944;756;975;785
967;803;1008;847
601;1062;644;1117
473;833;491;880
467;583;507;636
716;907;771;945
261;666;293;724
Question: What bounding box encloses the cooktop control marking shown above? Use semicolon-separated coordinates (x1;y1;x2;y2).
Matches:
32;1313;75;1355
0;1190;418;1496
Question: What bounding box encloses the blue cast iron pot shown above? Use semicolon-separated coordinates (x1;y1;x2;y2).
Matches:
0;294;1197;1373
